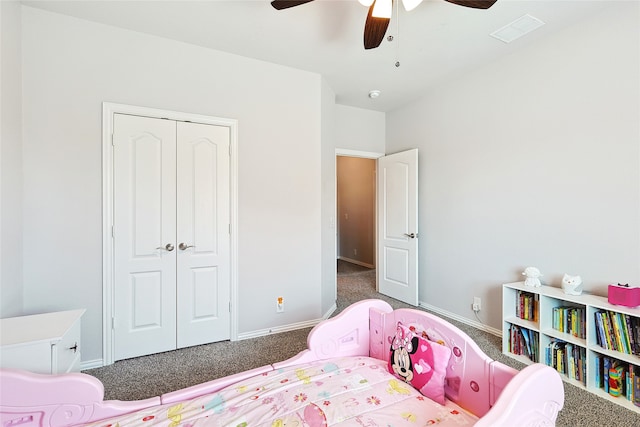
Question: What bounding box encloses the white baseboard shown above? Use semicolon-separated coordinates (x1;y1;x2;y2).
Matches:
322;302;337;321
338;256;374;269
418;301;501;337
238;319;319;341
81;359;104;370
238;303;337;341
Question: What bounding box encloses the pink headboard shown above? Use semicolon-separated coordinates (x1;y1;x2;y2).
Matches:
369;306;517;417
273;298;393;369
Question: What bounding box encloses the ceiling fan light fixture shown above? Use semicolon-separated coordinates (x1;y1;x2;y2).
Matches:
358;0;375;6
401;0;423;11
372;0;392;18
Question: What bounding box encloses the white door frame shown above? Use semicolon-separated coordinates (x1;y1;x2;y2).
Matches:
335;149;384;299
102;102;238;366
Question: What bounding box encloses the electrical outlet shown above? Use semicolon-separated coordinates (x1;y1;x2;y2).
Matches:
277;297;284;313
353;248;357;256
473;297;481;312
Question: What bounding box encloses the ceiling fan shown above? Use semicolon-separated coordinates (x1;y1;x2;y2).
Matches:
271;0;497;50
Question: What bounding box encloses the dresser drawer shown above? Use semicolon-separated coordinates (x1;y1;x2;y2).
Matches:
53;316;82;374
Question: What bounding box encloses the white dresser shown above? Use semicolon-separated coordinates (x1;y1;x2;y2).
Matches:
0;309;85;374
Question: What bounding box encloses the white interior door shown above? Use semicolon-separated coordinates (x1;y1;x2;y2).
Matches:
176;122;230;348
113;114;230;360
113;114;177;360
377;149;419;306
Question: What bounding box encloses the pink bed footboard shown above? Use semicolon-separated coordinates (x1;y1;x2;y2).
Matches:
0;369;159;427
0;299;564;426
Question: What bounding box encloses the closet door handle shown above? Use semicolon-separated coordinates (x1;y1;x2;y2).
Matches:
179;243;195;251
156;243;175;251
404;233;418;239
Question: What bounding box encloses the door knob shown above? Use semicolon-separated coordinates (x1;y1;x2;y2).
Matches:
156;243;175;251
404;233;418;239
179;243;195;251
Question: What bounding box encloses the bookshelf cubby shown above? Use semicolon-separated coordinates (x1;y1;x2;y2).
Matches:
503;281;640;413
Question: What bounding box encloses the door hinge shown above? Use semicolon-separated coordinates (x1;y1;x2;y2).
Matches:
111;316;115;330
228;224;231;234
111;225;115;238
229;301;231;313
111;134;115;146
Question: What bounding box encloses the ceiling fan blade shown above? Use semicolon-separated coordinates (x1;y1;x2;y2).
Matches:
271;0;315;10
444;0;497;9
364;2;391;49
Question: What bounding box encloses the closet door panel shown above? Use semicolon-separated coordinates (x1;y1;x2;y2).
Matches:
176;122;230;348
113;114;177;360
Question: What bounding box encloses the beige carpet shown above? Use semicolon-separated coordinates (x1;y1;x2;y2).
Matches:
85;260;640;426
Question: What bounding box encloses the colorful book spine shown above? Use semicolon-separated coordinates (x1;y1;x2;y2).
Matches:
602;312;615;351
620;313;632;354
625;315;636;355
604;357;611;393
634;366;640;407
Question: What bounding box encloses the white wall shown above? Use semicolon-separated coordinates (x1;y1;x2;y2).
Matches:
335;104;385;153
21;6;323;363
386;3;640;329
319;102;385;315
0;0;23;318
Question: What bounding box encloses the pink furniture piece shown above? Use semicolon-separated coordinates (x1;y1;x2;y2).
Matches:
0;299;564;426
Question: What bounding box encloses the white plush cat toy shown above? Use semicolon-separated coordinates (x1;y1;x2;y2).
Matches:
561;274;583;296
522;267;542;287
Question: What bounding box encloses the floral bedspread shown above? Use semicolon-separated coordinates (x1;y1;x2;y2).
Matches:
88;356;477;426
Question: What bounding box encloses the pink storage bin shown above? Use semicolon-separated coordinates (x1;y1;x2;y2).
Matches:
608;284;640;308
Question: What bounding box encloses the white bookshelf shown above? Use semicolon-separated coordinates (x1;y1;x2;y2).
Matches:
503;281;640;413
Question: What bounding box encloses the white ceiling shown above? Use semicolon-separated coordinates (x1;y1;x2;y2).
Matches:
22;0;615;112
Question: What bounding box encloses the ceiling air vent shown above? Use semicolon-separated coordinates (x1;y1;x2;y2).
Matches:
490;14;545;43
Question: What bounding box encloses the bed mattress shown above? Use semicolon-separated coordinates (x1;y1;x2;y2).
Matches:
87;356;478;426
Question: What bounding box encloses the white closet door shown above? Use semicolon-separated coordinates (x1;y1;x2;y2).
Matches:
113;114;177;360
176;122;230;348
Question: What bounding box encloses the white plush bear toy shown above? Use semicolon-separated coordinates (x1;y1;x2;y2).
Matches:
522;267;542;287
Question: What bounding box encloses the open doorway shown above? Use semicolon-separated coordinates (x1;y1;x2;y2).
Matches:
336;155;376;281
334;148;419;305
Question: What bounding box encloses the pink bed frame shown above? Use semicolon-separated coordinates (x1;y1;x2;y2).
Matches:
0;299;564;426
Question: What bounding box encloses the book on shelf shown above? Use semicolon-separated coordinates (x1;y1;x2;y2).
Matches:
516;290;538;322
546;340;586;385
625;314;637;355
595;354;601;389
634;367;640;407
596;356;640;404
604;357;611;393
552;306;586;338
509;324;538;362
594;310;640;355
612;313;626;354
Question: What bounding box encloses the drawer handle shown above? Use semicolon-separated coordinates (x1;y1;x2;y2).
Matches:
69;342;78;353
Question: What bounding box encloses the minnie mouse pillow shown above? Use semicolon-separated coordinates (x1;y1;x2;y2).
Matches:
387;322;452;405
